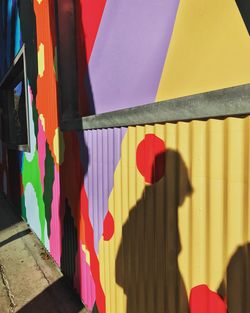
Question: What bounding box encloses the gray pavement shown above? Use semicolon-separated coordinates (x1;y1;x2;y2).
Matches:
0;195;88;313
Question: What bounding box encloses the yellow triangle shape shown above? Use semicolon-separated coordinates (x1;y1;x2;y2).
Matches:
156;0;250;101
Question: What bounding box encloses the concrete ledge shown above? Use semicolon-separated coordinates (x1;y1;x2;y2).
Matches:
62;84;250;130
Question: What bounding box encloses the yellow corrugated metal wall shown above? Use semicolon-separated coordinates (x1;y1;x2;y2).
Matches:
98;116;250;313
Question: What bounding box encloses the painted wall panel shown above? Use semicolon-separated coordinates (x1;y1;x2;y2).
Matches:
85;0;250;114
156;0;250;101
56;0;250;116
88;0;180;114
0;1;250;313
96;117;250;313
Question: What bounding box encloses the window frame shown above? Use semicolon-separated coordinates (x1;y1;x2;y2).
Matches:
0;45;30;152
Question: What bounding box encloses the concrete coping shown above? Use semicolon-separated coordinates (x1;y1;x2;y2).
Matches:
61;83;250;130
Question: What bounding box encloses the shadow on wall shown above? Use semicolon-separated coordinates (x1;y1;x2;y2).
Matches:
0;195;22;233
55;0;93;285
18;0;38;97
116;147;193;313
74;0;95;117
5;150;22;213
51;0;96;303
55;0;95;120
218;243;250;313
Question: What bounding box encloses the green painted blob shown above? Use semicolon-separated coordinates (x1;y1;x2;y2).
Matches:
92;303;99;313
22;150;46;244
21;100;48;245
32;101;39;137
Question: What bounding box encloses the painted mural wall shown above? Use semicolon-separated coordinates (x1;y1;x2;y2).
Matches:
0;1;250;313
83;0;250;114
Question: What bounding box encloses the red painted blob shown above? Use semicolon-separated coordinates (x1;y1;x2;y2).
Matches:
103;211;115;241
136;134;166;184
190;285;227;313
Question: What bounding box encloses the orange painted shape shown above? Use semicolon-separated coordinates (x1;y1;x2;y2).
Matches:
34;0;59;164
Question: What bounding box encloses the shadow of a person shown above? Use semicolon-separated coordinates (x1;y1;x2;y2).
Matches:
116;148;192;313
218;243;250;313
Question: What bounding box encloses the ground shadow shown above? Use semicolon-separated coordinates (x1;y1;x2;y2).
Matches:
0;228;30;248
17;277;84;313
218;243;250;313
116;149;192;313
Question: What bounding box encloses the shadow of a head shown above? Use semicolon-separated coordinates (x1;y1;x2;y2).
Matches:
152;148;193;206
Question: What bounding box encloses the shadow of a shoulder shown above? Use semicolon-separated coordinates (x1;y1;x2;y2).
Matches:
218;243;250;313
115;149;192;313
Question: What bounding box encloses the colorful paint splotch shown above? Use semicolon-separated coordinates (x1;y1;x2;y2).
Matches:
88;0;180;113
190;285;227;313
82;128;127;253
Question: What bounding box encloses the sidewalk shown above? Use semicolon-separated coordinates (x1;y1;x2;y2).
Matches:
0;195;87;313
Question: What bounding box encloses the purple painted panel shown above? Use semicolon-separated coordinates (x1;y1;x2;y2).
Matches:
82;128;127;253
89;0;180;114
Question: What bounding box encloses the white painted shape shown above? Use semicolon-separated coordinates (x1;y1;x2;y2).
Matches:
24;183;41;239
44;220;50;251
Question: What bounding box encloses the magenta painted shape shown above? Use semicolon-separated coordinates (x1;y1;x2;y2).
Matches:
28;85;33;104
74;242;96;311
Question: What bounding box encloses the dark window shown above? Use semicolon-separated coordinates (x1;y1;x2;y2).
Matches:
0;45;30;151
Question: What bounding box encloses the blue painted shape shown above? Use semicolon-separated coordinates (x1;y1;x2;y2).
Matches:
19;152;24;173
14;6;22;55
14;81;23;97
